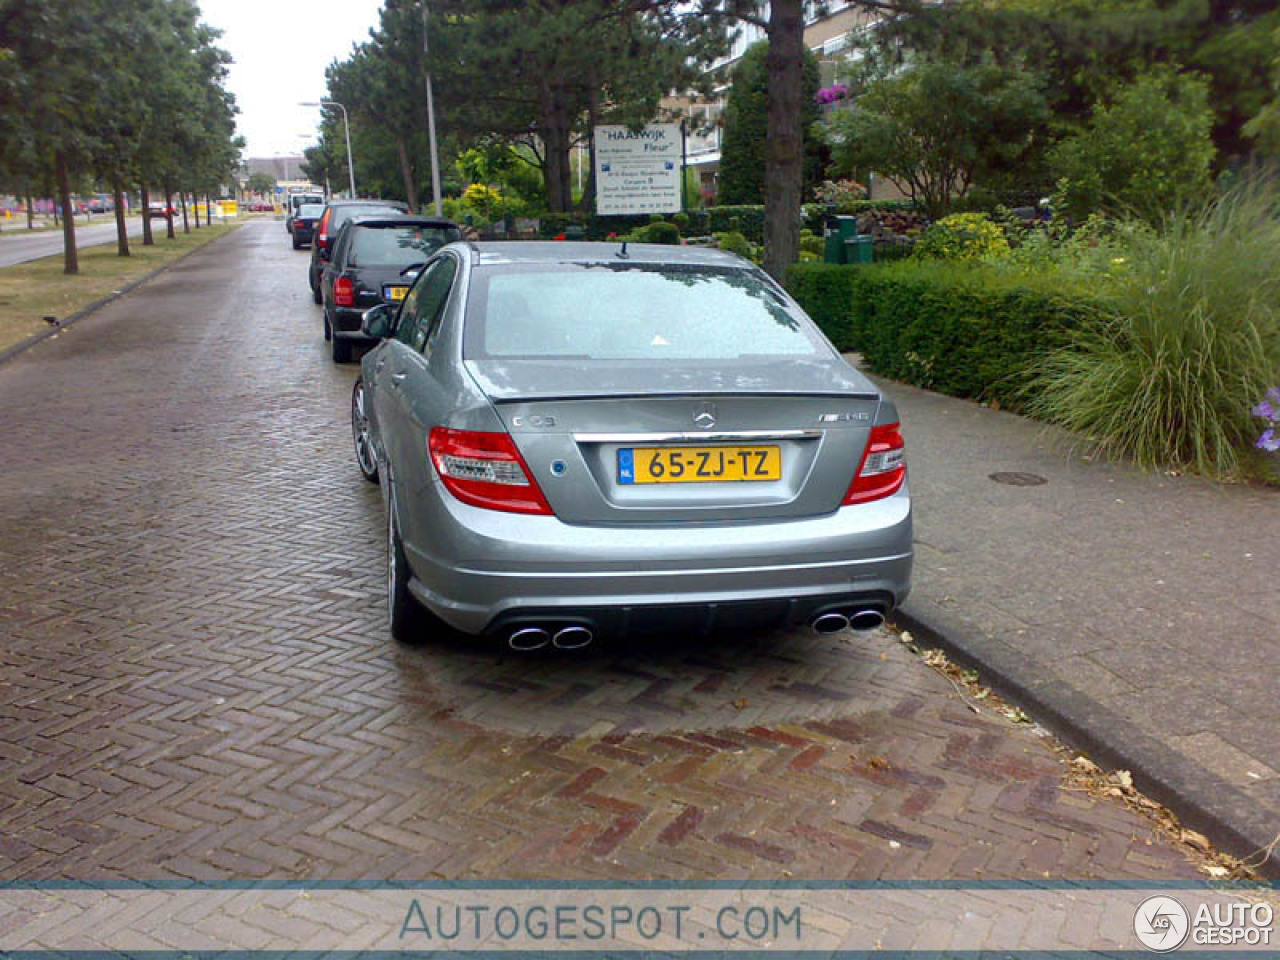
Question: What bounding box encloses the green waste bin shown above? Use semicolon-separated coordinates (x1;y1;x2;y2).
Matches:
844;234;874;264
823;215;859;264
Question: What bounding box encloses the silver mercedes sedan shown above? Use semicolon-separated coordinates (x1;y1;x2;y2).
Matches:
351;242;912;650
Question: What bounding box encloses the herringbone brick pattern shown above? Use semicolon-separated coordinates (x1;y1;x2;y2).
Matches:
0;223;1200;881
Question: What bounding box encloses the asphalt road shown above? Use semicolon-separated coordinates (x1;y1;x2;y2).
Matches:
0;217;145;268
0;220;1202;882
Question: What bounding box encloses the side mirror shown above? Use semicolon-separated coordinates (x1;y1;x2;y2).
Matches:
361;303;396;340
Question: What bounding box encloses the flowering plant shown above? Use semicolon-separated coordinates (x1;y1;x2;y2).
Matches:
1254;388;1280;452
815;85;849;105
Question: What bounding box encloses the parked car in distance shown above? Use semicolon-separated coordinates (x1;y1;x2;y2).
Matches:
146;202;175;220
309;199;409;303
351;242;913;648
321;215;461;363
290;203;325;249
286;192;325;233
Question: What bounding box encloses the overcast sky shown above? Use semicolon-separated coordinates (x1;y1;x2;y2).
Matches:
199;0;386;158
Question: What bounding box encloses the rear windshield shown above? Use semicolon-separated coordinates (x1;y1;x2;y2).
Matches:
298;204;324;217
350;226;459;266
330;205;404;231
464;263;824;361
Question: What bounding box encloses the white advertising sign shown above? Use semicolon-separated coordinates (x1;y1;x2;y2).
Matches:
594;123;682;216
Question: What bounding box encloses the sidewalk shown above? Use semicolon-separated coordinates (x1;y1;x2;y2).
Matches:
864;362;1280;876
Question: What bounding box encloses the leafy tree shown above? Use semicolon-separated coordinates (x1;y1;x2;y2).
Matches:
1243;24;1280;155
1049;69;1216;221
829;59;1048;218
247;172;277;198
717;40;821;205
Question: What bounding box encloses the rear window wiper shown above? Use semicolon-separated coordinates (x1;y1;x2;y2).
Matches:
401;262;427;277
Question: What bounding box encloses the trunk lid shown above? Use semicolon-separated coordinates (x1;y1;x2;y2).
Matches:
491;390;881;526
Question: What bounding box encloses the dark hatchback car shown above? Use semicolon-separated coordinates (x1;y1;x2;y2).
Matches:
309;199;409;302
290;202;324;249
321;216;461;363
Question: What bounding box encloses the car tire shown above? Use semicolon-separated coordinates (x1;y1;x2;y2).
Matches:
291;236;301;250
323;311;332;341
332;336;351;363
386;497;426;645
312;282;322;305
351;378;379;484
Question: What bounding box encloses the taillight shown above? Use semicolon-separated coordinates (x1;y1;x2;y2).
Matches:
333;276;355;307
294;218;304;228
428;428;551;515
317;211;330;249
843;423;906;505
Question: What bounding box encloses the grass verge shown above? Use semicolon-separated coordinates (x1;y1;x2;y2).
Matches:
0;220;242;355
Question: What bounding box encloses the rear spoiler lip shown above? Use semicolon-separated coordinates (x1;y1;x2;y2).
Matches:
486;390;881;403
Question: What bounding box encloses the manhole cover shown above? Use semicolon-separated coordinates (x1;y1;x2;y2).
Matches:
988;471;1048;487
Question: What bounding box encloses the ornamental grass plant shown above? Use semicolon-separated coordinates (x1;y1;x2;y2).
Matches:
1027;180;1280;481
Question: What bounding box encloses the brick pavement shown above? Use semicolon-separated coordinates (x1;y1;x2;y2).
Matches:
0;223;1204;881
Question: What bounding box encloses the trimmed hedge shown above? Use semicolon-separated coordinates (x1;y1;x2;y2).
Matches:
785;261;1103;408
535;200;915;244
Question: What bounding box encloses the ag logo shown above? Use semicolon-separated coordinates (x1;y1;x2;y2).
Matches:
1134;895;1190;952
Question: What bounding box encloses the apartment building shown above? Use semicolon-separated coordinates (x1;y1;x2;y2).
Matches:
676;1;884;202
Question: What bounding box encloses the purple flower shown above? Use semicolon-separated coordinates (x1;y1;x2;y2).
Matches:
1255;399;1277;420
1258;428;1280;453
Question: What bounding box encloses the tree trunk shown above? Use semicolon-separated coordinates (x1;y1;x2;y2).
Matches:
205;193;212;226
763;0;805;280
190;192;200;229
113;179;129;256
140;185;154;245
55;151;78;275
538;81;573;213
25;195;33;230
164;184;176;239
396;136;419;213
180;190;190;233
581;79;601;213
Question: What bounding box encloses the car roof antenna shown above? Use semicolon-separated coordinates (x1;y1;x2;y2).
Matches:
617;240;629;260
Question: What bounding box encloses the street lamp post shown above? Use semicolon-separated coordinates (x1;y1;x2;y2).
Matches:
300;100;356;198
422;2;443;216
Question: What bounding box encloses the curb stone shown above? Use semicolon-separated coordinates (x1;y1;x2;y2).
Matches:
892;600;1280;879
0;223;245;366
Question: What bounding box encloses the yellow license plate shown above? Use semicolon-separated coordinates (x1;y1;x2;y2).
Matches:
619;445;781;484
384;285;409;302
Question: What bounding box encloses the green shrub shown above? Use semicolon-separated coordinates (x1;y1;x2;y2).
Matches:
1027;183;1280;480
715;230;757;262
786;260;1096;407
914;212;1010;261
641;221;681;245
1048;69;1216;222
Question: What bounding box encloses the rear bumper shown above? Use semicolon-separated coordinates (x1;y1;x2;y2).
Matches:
331;306;373;339
401;481;913;636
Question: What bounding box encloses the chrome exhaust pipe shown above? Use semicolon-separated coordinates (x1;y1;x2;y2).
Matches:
508;627;550;651
552;626;593;650
848;609;885;632
812;612;850;634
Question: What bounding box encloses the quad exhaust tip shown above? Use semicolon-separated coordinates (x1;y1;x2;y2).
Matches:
812;608;885;634
507;625;594;651
849;608;885;632
552;626;593;650
812;612;850;634
508;627;550;651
